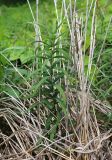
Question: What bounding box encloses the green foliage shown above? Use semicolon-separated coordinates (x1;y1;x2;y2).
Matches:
0;0;27;6
30;32;69;140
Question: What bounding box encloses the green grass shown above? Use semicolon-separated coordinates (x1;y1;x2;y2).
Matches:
0;1;111;104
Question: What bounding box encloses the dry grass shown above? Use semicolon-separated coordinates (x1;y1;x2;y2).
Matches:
0;95;111;159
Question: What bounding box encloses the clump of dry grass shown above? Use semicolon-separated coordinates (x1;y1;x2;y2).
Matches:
0;95;111;159
0;0;112;160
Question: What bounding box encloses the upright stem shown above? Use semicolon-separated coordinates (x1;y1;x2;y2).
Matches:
35;0;39;49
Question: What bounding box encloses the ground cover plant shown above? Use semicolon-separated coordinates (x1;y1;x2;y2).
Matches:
0;0;112;159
